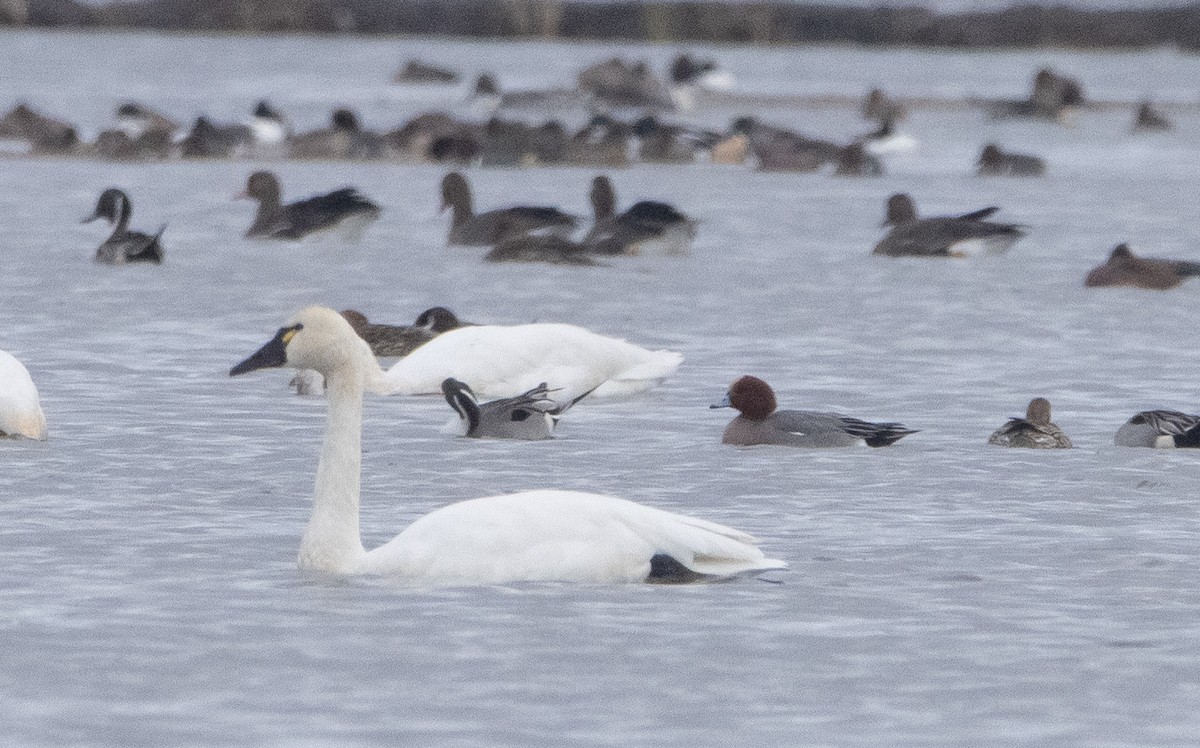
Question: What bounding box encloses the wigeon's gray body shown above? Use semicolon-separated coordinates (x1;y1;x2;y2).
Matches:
441;378;590;440
241;170;380;241
1084;244;1200;290
83;188;165;265
873;193;1024;258
1115;410;1200;448
441;171;577;246
987;398;1072;449
712;375;917;448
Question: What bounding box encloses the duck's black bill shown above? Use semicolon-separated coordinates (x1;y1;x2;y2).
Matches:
709;394;731;410
230;325;297;376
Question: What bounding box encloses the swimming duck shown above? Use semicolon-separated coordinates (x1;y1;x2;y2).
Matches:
485;235;600;265
0;103;78;154
440;171;578;246
732;117;840;173
582;175;696;256
987;398;1072;448
712;375;917;448
230;306;784;584
1115;410;1200;448
1132;101;1172;133
873;193;1024;258
379;321;682;401
0;350;47;440
178;116;252;159
340;310;437;358
393;59;459;84
240;170;381;242
441;378;590;439
857;117;917;157
977;144;1045;176
290;108;385;160
1084;243;1200;290
82;188;165;265
246;100;289;153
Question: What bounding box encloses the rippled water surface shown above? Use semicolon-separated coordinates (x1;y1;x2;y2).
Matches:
4;29;1200;746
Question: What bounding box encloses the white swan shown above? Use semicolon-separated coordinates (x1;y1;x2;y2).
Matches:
229;307;784;585
0;350;47;440
379;322;683;401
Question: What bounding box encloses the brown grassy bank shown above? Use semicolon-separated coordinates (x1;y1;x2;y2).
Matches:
9;0;1200;51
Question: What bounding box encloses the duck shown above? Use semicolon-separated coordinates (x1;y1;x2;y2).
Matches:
485;235;601;265
668;52;735;111
987;398;1072;449
857;117;917;156
289;108;385;160
440;171;578;246
0;103;78;154
1115;410;1200;448
239;170;381;242
0;351;47;440
977;144;1046;177
873;193;1025;258
82;188;165;265
340;310;437;358
229;306;785;584
178;116;252;159
1132;101;1172;133
393;59;459;84
712;375;917;448
582;175;696;256
441;378;590;439
247;100;290;152
1084;243;1200;290
379;320;682;402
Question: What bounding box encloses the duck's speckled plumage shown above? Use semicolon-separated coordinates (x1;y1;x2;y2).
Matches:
987;398;1072;448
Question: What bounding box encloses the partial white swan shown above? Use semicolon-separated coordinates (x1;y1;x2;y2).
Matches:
379;322;682;401
229;307;784;585
0;350;47;440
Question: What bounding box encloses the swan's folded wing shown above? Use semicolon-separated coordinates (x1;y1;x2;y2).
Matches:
361;490;785;584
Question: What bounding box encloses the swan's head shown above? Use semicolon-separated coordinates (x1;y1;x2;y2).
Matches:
230;306;369;378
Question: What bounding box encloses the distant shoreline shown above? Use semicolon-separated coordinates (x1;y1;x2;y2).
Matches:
5;1;1200;51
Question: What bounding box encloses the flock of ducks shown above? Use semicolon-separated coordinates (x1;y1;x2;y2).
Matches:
5;52;1198;587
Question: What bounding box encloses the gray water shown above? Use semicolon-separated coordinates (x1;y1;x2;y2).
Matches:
3;29;1200;746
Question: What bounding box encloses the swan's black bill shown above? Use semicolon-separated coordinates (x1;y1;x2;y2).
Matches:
709;394;731;409
230;324;301;376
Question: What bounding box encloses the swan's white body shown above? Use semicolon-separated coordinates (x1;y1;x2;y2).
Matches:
379;323;683;401
0;350;47;440
231;307;783;585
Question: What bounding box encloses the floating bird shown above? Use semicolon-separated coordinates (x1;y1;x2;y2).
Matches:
380;320;682;402
440;171;577;246
1114;410;1200;448
977;144;1045;176
230;306;784;584
873;193;1024;258
582;175;696;256
441;378;590;439
0;350;47;440
712;375;917;448
239;170;380;241
987;398;1072;448
1084;243;1200;290
82;188;164;264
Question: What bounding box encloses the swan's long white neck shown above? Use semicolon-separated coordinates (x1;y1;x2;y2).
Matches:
298;358;370;572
